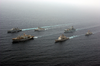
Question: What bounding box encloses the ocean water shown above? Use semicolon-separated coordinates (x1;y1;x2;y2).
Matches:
0;1;100;66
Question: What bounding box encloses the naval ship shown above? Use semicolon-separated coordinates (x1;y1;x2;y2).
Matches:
64;26;75;33
34;27;45;31
7;28;22;33
85;30;92;36
12;33;34;43
55;34;69;43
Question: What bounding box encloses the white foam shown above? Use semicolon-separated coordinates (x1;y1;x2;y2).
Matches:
76;25;99;31
69;34;84;39
34;36;38;38
22;23;73;31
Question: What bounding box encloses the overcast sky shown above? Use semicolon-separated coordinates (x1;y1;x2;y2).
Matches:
1;0;100;7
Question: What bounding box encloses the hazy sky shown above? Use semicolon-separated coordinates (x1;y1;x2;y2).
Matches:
1;0;100;8
0;0;100;26
32;0;100;6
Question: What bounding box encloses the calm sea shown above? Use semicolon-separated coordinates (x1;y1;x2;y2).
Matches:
0;1;100;66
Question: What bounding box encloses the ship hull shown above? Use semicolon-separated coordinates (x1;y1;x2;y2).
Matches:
64;29;75;33
85;33;92;36
8;30;22;33
55;38;69;43
12;37;34;43
34;29;45;31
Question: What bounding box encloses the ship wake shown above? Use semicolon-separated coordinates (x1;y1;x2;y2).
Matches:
22;23;73;31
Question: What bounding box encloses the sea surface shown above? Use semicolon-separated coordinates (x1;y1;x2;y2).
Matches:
0;1;100;66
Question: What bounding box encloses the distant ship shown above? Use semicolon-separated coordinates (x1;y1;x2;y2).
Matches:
12;33;34;43
34;27;45;31
55;34;69;43
85;30;92;36
64;26;75;33
7;28;22;33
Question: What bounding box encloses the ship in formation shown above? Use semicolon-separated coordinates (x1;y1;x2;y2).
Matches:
55;34;69;43
34;27;46;31
85;30;92;36
8;26;94;43
12;33;34;43
7;28;22;33
64;26;76;33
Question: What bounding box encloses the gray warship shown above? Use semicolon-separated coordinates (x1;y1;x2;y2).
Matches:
64;26;75;33
85;30;92;36
12;33;34;43
34;27;45;31
8;28;22;33
55;34;69;43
